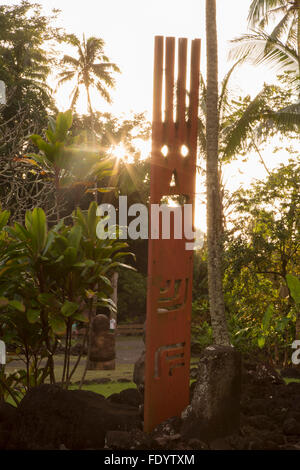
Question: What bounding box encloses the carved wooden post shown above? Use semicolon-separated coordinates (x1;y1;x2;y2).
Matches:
144;36;200;432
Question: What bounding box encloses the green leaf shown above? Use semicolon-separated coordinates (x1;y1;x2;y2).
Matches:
72;312;88;322
9;300;25;312
27;309;40;324
262;304;274;331
103;262;136;273
38;293;55;306
63;246;77;265
61;301;78;317
43;231;55;255
32;208;47;252
258;336;265;349
25;208;47;253
56;110;73;141
49;316;66;334
286;274;300;305
0;210;10;230
85;289;96;299
68;225;82;251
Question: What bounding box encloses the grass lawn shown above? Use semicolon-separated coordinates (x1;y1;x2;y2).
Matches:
283;377;300;384
70;381;136;397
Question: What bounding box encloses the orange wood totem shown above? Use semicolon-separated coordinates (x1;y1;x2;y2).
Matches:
144;36;201;432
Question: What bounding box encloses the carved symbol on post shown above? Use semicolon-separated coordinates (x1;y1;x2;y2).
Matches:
154;343;185;379
157;279;188;313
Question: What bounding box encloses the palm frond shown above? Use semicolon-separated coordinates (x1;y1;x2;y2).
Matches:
95;82;112;104
93;67;116;88
248;0;287;27
65;33;81;48
222;88;270;160
255;104;300;137
198;117;206;155
92;63;120;75
219;57;247;117
230;30;299;75
268;8;296;42
86;37;105;64
56;71;76;88
70;85;80;109
258;4;290;28
61;55;79;68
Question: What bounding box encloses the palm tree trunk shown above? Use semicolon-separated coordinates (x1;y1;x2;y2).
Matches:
85;84;95;133
297;0;300;77
205;0;230;346
85;83;99;203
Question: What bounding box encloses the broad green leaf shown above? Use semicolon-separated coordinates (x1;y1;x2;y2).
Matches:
61;301;78;317
63;246;77;265
68;225;82;251
43;231;55;255
286;274;300;305
25;208;47;254
103;262;136;273
0;210;10;230
85;289;96;299
72;312;88;322
112;252;136;261
27;309;40;324
38;293;55;306
11;223;30;241
262;304;274;331
56;110;73;142
9;300;25;312
258;336;265;348
49;315;66;334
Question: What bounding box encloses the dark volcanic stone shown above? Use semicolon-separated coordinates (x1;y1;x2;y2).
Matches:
13;384;141;449
283;418;300;436
107;388;143;408
105;430;132;449
0;402;17;449
181;345;242;441
106;428;152;450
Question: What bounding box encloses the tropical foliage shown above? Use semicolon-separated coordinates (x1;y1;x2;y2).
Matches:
0;202;133;397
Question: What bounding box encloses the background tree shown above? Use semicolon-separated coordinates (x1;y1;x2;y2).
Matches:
248;0;300;55
205;0;230;345
0;1;63;139
230;0;300;86
0;2;66;222
57;34;120;128
224;160;300;365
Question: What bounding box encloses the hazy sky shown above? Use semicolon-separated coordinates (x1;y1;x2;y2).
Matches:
4;0;298;229
40;0;276;116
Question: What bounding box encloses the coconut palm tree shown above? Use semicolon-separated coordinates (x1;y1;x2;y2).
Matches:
198;55;300;233
230;1;300;82
248;0;300;52
205;0;230;346
57;34;120;117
